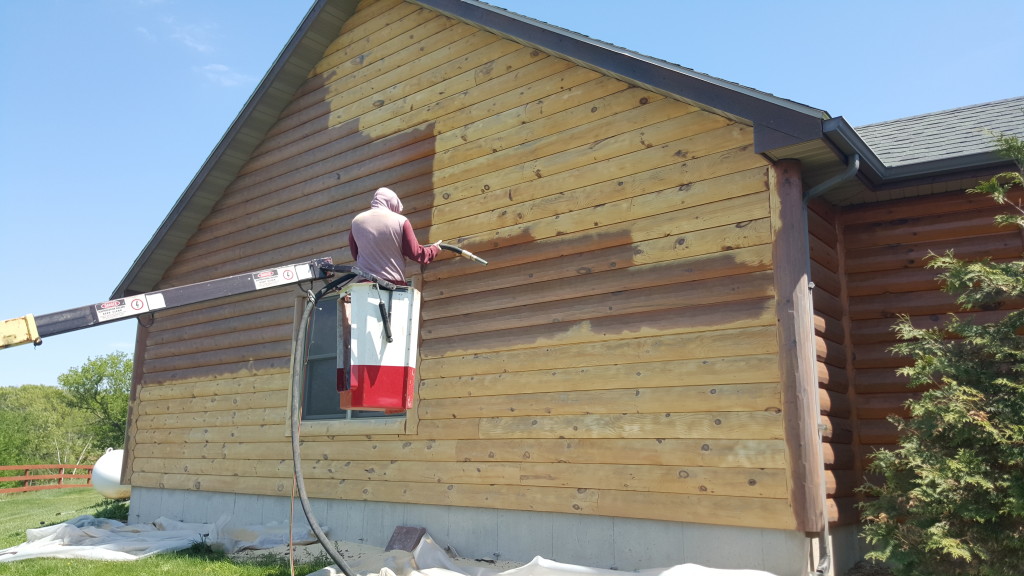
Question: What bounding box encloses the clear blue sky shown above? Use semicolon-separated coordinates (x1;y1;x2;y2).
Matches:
2;0;1022;388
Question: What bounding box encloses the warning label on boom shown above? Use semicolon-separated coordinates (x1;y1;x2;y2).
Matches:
95;295;149;323
252;266;298;290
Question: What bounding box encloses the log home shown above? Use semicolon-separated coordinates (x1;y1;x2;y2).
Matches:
111;0;1024;573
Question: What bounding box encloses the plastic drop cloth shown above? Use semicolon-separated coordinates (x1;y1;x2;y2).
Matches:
325;533;778;576
0;514;318;563
1;517;779;576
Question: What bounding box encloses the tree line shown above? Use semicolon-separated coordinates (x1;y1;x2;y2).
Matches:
0;352;131;470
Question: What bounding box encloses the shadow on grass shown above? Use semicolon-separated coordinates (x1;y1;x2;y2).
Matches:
90;498;129;522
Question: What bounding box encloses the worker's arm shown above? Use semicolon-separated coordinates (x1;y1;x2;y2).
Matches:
400;220;439;264
348;230;360;261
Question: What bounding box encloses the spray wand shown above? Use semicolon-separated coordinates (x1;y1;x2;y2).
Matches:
437;242;488;266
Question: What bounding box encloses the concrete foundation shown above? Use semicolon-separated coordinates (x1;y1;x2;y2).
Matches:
128;487;863;575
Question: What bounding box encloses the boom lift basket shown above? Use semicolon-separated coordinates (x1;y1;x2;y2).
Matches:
337;283;420;411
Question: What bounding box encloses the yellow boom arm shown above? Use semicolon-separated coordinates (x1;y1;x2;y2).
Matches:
1;314;41;349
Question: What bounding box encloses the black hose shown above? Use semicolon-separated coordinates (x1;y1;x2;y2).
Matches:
317;264;399;292
290;287;356;576
286;260;461;573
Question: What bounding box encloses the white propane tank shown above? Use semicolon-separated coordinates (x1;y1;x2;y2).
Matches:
91;448;131;499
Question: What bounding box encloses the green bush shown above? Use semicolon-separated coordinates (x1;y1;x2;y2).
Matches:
858;135;1024;575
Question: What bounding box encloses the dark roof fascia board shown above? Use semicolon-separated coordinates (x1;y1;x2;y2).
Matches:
111;0;358;299
410;0;828;152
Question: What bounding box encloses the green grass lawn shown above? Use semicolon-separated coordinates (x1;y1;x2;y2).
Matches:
0;488;331;576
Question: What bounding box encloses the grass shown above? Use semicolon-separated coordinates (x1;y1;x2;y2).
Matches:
0;488;332;576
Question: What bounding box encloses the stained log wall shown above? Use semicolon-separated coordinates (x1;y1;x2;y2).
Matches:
840;187;1024;493
125;0;799;532
808;200;858;525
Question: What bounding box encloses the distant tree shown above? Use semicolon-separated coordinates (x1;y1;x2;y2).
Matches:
858;134;1024;575
0;385;82;466
57;352;132;451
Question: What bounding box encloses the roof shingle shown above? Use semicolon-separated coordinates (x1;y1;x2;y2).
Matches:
855;96;1024;167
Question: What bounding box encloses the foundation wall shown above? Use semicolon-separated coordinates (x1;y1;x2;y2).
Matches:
128;486;824;574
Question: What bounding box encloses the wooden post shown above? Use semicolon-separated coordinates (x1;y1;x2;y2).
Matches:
770;159;825;533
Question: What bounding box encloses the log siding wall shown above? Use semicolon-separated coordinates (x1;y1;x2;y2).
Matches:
126;0;798;532
840;187;1024;492
808;200;857;525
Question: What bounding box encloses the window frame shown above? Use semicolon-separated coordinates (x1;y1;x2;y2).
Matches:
288;288;418;437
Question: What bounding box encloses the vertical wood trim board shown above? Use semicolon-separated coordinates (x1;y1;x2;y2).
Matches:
769;160;824;533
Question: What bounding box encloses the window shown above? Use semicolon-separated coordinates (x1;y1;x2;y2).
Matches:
300;294;404;422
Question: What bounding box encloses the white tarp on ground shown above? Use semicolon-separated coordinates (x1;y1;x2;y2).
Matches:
323;533;779;576
0;514;318;563
0;516;779;576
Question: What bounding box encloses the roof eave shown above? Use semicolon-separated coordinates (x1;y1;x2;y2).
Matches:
411;0;829;151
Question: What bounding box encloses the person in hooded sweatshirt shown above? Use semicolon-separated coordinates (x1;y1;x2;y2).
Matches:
348;187;440;285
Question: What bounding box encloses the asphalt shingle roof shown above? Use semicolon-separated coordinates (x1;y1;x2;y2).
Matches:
855;96;1024;167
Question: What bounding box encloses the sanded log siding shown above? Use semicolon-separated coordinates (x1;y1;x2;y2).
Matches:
127;0;795;531
840;187;1024;483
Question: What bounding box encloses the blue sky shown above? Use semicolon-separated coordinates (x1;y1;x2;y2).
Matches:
1;0;1022;387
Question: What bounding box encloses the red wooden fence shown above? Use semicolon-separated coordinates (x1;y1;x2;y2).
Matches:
0;464;93;494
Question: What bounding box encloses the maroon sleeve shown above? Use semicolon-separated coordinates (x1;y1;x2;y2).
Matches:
348;230;359;260
400;220;439;264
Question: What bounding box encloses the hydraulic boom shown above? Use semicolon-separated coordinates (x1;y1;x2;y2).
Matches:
1;258;337;349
